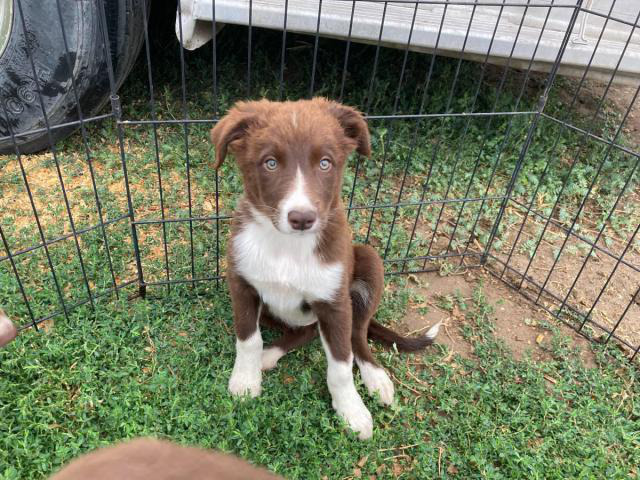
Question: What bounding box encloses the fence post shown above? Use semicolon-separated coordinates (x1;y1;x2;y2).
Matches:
97;0;146;299
481;0;584;265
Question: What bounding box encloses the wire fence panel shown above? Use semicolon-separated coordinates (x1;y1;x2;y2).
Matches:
0;0;638;360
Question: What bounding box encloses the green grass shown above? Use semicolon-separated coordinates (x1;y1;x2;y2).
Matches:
1;15;640;480
1;279;639;479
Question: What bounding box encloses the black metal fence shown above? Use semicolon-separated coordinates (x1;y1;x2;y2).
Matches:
0;0;639;361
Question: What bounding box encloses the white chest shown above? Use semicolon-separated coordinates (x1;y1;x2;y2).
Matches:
232;216;344;327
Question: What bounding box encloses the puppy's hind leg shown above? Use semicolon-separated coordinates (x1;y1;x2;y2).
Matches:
262;324;317;371
350;245;394;406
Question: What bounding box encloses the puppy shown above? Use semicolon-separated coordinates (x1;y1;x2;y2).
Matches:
211;98;440;439
48;438;282;479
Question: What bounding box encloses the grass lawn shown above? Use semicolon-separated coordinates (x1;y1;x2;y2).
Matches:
1;277;639;479
1;8;639;479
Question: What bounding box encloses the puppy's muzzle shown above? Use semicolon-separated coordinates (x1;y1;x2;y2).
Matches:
287;209;317;231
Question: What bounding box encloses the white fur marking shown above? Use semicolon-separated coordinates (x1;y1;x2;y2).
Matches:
320;331;373;440
355;358;395;406
233;205;343;329
261;346;285;371
425;320;442;341
278;168;315;233
228;304;263;398
350;279;370;307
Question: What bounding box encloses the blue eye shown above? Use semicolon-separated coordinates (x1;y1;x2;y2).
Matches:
319;157;331;171
265;157;278;170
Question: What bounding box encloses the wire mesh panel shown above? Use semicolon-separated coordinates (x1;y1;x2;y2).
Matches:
0;0;638;360
485;4;640;359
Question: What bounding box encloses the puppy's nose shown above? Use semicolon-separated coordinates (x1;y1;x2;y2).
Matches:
288;210;317;231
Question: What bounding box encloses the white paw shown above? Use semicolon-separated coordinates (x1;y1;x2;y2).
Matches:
261;347;285;371
228;366;262;398
357;361;395;405
333;395;373;440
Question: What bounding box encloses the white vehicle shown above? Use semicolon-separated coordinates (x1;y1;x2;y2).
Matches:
177;0;640;84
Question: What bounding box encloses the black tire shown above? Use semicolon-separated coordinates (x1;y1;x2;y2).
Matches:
0;0;146;155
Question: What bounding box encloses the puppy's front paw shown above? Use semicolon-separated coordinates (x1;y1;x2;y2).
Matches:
357;361;395;405
334;395;373;440
229;365;262;398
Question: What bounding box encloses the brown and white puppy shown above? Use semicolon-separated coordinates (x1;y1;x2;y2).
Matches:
49;438;282;480
211;98;440;440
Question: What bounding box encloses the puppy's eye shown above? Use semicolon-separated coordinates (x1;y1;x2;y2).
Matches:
319;157;332;171
264;157;278;171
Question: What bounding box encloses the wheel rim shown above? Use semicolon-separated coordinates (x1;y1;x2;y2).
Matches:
0;0;13;58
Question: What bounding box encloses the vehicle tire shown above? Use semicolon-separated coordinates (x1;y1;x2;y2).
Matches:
0;0;146;155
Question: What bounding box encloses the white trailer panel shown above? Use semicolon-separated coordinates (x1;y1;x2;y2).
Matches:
177;1;640;84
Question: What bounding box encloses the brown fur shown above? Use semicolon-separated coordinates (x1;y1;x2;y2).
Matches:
48;438;282;480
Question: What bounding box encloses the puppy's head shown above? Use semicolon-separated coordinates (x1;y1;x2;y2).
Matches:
211;98;370;235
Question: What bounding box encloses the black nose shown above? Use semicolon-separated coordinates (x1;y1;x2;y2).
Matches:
288;210;317;231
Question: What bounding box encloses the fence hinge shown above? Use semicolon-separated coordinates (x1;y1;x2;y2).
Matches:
110;94;122;119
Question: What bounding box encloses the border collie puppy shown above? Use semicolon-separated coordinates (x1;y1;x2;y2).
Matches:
211;98;440;439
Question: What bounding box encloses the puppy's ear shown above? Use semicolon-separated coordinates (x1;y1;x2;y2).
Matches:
326;101;371;157
210;102;263;169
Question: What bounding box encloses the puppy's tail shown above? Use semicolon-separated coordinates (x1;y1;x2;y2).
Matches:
367;319;441;352
350;244;441;352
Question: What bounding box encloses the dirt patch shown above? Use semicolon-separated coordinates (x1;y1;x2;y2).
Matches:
401;272;475;360
398;77;640;356
480;271;596;366
0;149;123;249
405;192;639;356
0;136;222;255
489;203;640;353
399;269;596;366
